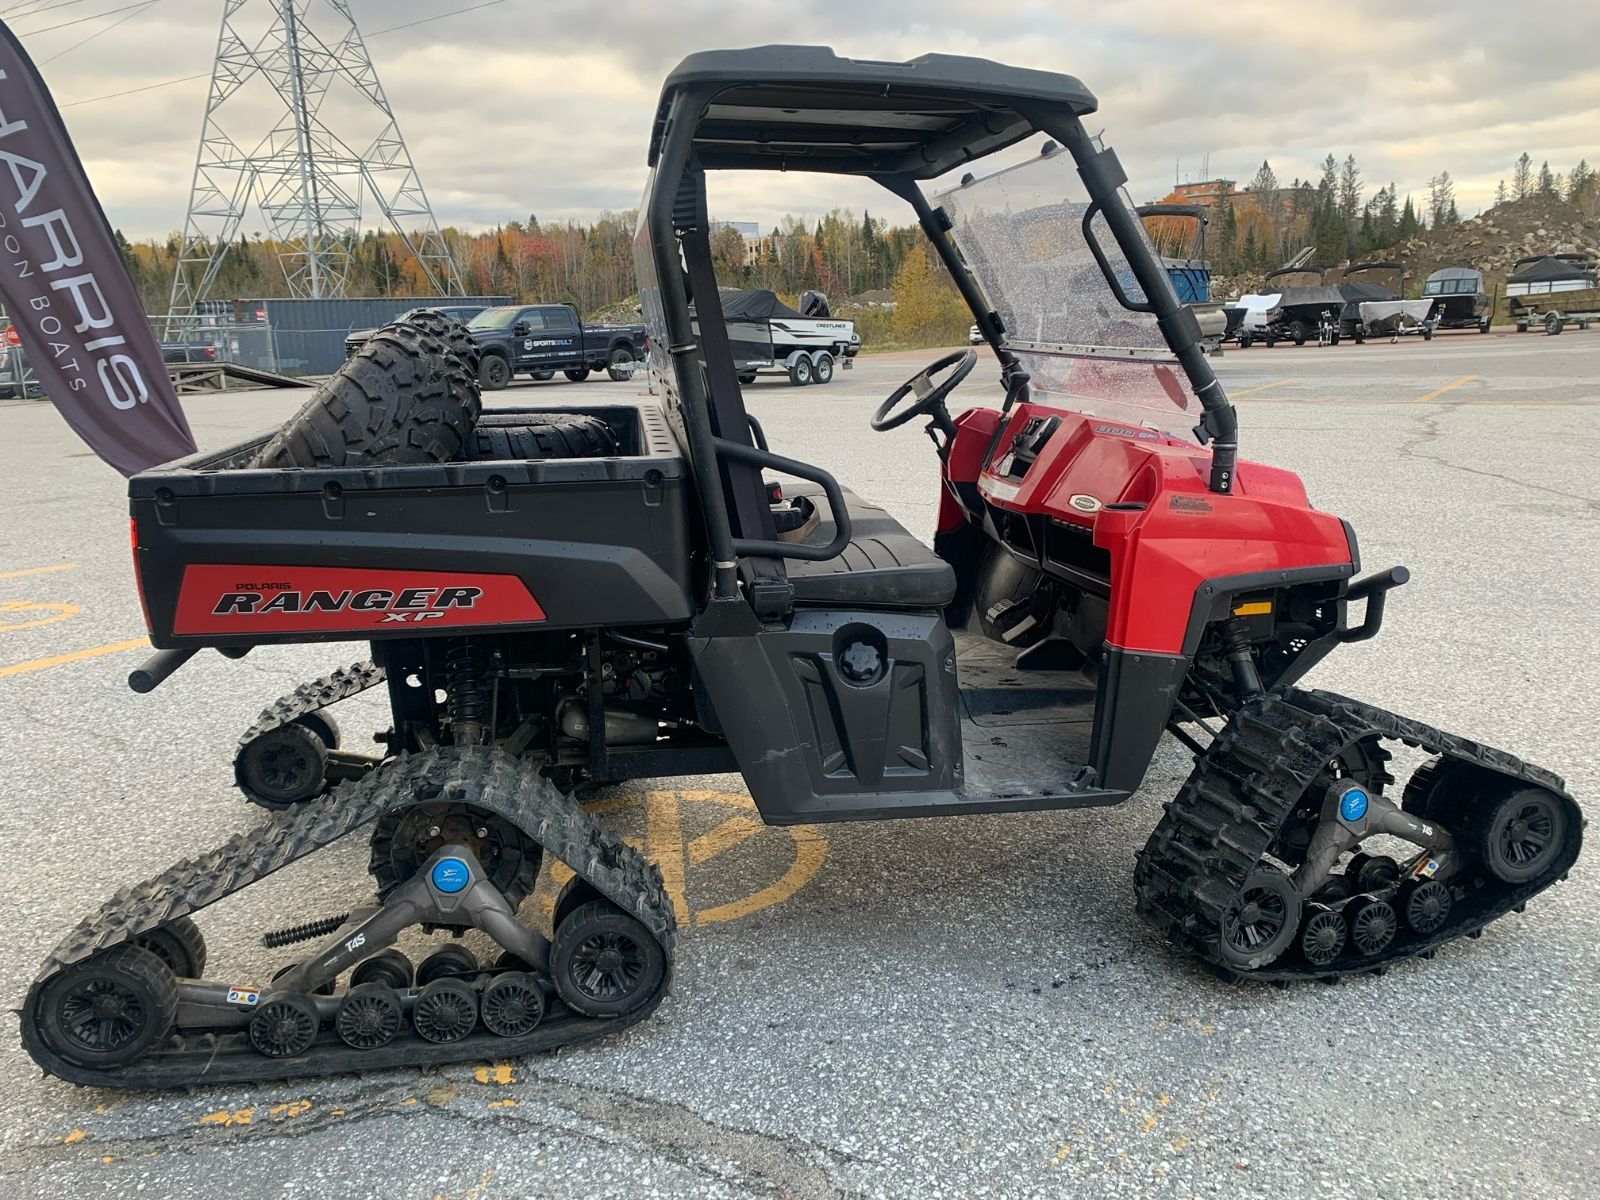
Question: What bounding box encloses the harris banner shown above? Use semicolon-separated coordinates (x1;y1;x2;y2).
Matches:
0;20;195;475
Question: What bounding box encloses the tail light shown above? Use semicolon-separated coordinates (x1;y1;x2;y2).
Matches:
130;517;154;634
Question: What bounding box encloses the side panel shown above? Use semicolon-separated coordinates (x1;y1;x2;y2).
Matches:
690;610;963;824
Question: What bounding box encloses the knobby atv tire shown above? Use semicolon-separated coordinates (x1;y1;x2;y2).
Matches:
252;325;481;469
372;310;480;376
469;414;619;461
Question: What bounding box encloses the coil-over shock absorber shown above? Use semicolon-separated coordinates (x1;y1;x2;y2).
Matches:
443;637;494;745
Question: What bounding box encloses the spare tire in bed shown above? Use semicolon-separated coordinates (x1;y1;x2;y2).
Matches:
252;325;481;469
468;413;619;461
370;309;481;376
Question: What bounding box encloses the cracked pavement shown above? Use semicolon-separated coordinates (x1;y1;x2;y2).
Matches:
0;333;1596;1198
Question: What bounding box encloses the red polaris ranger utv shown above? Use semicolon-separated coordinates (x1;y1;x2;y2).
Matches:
23;46;1580;1089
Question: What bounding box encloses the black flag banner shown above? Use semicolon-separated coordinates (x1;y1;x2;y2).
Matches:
0;21;195;475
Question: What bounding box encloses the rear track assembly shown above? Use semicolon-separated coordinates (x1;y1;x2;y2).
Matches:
21;746;674;1088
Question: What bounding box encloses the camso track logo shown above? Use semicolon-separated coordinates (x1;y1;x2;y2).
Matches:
212;582;484;624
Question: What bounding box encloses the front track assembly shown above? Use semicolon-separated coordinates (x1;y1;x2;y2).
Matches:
21;747;674;1088
1136;688;1582;982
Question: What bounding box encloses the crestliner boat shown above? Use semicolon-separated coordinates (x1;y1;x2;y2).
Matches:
1506;255;1600;334
1422;266;1493;333
694;288;860;385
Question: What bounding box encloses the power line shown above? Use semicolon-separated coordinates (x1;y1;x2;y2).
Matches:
367;0;505;36
5;0;96;21
19;0;153;36
58;69;205;108
40;0;159;64
54;0;511;106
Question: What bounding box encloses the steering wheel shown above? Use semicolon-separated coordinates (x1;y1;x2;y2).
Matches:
871;349;977;433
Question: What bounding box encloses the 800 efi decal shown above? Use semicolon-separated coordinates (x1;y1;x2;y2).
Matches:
173;565;545;634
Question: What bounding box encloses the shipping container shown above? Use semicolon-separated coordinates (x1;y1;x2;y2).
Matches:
232;296;513;376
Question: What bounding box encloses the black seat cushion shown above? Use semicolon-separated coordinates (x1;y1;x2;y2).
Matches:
778;482;956;608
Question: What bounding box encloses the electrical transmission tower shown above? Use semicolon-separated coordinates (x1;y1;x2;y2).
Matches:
167;0;463;329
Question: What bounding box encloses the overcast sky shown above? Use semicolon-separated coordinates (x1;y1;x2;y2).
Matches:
13;0;1600;242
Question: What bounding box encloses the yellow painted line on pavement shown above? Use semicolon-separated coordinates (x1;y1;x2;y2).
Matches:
0;636;148;679
1228;379;1294;398
1416;374;1478;403
0;562;77;581
0;599;81;632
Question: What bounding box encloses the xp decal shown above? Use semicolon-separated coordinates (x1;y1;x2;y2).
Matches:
173;565;544;634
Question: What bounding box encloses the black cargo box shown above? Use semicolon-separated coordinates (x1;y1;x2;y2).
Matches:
129;403;697;649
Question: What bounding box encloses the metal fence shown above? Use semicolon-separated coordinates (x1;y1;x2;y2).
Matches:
154;296;514;377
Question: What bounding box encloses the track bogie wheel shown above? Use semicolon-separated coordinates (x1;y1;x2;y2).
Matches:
1469;786;1568;884
350;948;414;991
1404;879;1453;935
35;945;178;1069
1402;756;1479;822
335;983;404;1050
1348;853;1402;893
551;900;664;1017
481;971;546;1037
414;978;478;1043
1299;907;1348;967
1217;868;1301;969
236;723;329;810
1350;898;1398;956
134;916;207;979
250;993;321;1058
417;944;479;985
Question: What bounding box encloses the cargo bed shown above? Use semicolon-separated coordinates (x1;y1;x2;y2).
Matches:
130;402;697;649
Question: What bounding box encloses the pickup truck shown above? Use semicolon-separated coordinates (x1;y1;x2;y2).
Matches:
467;304;647;390
342;304;491;360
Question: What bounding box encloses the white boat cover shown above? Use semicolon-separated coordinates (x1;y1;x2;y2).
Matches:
1234;293;1281;331
1358;299;1435;327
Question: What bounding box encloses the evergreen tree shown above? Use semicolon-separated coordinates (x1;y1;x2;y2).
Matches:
1248;160;1281;239
1215;195;1237;272
1427;172;1456;229
1338;155;1363;235
1494;179;1507;206
1398;195;1419;238
1512;153;1533;200
1569;159;1594;207
1537;160;1556;196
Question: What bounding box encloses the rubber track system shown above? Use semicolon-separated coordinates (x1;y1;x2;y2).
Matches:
22;747;674;1087
1135;687;1582;982
252;325;481;469
234;661;386;806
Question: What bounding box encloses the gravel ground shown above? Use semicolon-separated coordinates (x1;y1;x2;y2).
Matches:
0;329;1596;1199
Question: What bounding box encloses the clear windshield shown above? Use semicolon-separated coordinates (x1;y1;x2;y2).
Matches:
935;146;1202;442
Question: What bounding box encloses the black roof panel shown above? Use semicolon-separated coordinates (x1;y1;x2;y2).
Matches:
652;45;1098;178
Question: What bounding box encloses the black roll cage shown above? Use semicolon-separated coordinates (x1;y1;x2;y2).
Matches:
641;49;1240;606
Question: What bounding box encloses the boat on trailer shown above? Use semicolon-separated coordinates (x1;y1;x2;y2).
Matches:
1506;255;1600;334
1339;262;1434;342
1137;203;1233;354
696;288;860;385
1422;266;1493;333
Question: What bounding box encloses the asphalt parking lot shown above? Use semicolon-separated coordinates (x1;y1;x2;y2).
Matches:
0;330;1597;1199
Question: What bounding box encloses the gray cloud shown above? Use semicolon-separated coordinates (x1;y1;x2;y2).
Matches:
14;0;1598;240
